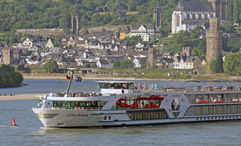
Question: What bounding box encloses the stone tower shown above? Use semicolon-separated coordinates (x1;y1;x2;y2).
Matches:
75;16;79;35
208;0;228;21
147;48;156;69
2;48;12;65
182;47;192;57
153;2;161;31
71;16;80;35
206;18;222;71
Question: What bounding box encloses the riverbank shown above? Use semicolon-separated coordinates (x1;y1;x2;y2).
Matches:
22;73;240;81
22;73;181;81
0;94;45;101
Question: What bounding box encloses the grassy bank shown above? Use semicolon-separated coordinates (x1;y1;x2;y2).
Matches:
22;69;240;81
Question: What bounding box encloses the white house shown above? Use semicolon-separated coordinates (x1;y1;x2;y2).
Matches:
173;55;203;70
46;39;54;49
135;42;145;49
96;59;112;69
133;55;147;68
23;37;33;47
129;25;156;42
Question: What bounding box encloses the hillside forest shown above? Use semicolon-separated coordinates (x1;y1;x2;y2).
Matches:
0;0;240;34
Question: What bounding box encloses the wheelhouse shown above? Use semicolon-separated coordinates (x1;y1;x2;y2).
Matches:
98;81;134;95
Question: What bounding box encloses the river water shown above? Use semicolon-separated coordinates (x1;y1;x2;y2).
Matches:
0;79;241;145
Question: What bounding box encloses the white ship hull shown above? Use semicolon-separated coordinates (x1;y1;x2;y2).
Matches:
32;107;241;128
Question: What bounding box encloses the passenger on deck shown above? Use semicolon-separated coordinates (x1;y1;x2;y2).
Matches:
196;97;202;104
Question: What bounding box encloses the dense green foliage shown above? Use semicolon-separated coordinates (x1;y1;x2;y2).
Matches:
223;37;241;52
113;60;134;69
221;21;235;33
43;60;59;73
125;36;141;46
210;56;223;73
223;53;241;75
228;0;241;23
0;0;160;32
160;27;206;56
0;65;23;88
4;0;239;35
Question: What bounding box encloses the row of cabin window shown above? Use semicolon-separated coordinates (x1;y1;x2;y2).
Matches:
128;111;167;120
113;99;162;110
195;105;241;115
195;93;241;103
53;101;106;109
99;83;134;89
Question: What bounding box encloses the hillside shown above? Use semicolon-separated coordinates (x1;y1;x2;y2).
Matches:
0;0;240;35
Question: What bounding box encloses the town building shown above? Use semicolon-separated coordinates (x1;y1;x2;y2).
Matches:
129;25;156;42
172;0;228;34
120;26;130;40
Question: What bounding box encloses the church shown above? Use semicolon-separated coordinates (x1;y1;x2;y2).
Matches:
171;0;228;34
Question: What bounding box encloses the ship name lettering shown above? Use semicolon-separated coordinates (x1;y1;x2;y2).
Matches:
67;114;88;117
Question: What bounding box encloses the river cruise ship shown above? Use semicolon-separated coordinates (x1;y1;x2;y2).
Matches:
32;80;241;128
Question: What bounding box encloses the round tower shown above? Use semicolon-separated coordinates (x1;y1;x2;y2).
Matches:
147;48;156;69
206;18;222;72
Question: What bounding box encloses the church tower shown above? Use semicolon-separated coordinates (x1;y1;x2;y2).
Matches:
153;2;161;31
206;18;222;72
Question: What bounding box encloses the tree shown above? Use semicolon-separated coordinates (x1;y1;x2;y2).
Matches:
113;60;134;69
112;1;127;18
44;60;59;73
223;53;241;75
113;60;121;69
0;65;23;88
233;0;240;23
121;60;134;69
221;21;235;33
125;36;141;46
228;0;233;22
210;56;223;73
160;27;206;55
223;37;241;52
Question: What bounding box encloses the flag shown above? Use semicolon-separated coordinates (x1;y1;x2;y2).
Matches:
66;76;71;81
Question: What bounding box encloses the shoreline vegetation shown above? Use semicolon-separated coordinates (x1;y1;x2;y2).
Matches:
0;65;23;88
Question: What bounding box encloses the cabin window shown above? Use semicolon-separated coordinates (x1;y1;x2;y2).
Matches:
194;104;241;116
53;101;63;108
114;95;164;110
127;110;168;120
53;101;107;109
195;93;241;104
99;82;134;89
